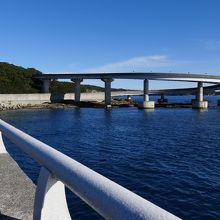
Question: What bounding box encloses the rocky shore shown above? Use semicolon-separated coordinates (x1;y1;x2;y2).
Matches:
0;102;75;111
0;98;137;111
0;98;214;111
0;103;25;111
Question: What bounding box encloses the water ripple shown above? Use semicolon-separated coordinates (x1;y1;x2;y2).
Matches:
0;106;219;219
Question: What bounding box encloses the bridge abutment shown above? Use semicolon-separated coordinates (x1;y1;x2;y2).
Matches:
72;78;83;102
192;82;208;109
101;78;114;107
138;79;155;109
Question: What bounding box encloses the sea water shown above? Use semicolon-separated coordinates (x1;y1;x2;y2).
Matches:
0;96;219;219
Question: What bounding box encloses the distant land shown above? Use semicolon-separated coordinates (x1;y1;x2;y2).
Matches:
0;62;126;94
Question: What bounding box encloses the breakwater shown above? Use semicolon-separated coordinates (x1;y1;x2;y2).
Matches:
0;91;140;110
1;93;220;111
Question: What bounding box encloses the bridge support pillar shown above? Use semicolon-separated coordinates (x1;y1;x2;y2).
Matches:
138;79;155;109
101;78;114;107
72;78;83;102
42;79;51;93
192;82;208;109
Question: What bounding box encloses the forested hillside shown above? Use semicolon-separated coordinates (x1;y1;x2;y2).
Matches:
0;62;42;93
0;62;109;93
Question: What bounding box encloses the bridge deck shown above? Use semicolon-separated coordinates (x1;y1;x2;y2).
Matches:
0;154;35;220
34;72;220;83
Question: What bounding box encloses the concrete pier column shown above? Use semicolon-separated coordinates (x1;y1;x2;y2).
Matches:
197;82;203;102
72;78;83;102
192;82;208;109
143;79;149;101
138;79;155;109
101;78;114;107
42;79;51;93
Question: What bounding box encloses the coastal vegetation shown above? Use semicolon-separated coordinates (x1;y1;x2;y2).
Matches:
0;62;42;93
0;62;123;94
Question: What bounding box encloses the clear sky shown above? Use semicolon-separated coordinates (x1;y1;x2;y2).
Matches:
1;0;220;89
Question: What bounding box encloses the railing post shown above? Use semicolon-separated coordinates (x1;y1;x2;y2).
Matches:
33;167;71;220
0;131;7;154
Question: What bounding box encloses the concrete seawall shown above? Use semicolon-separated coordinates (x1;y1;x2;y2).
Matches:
0;91;141;109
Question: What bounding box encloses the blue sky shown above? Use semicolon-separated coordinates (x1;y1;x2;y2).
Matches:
1;0;220;89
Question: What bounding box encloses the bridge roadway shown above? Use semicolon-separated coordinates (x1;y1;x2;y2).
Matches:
34;72;220;109
149;84;220;95
109;84;220;97
34;72;220;83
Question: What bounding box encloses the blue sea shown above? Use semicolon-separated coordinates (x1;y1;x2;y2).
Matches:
0;96;219;219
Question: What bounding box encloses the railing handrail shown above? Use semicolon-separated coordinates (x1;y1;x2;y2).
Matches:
0;119;180;220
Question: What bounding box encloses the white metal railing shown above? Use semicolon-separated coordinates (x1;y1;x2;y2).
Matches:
0;119;180;220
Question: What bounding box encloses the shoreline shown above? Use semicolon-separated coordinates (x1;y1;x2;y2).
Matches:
0;98;213;111
0;99;138;111
0;92;219;111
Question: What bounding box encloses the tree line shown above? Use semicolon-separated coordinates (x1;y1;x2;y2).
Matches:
0;62;109;94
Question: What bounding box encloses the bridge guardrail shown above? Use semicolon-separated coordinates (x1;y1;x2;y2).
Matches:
0;119;180;220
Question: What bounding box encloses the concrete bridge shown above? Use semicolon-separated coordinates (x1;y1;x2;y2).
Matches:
148;84;220;96
34;72;220;109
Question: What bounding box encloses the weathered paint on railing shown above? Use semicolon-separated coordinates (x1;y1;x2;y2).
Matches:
0;119;181;220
